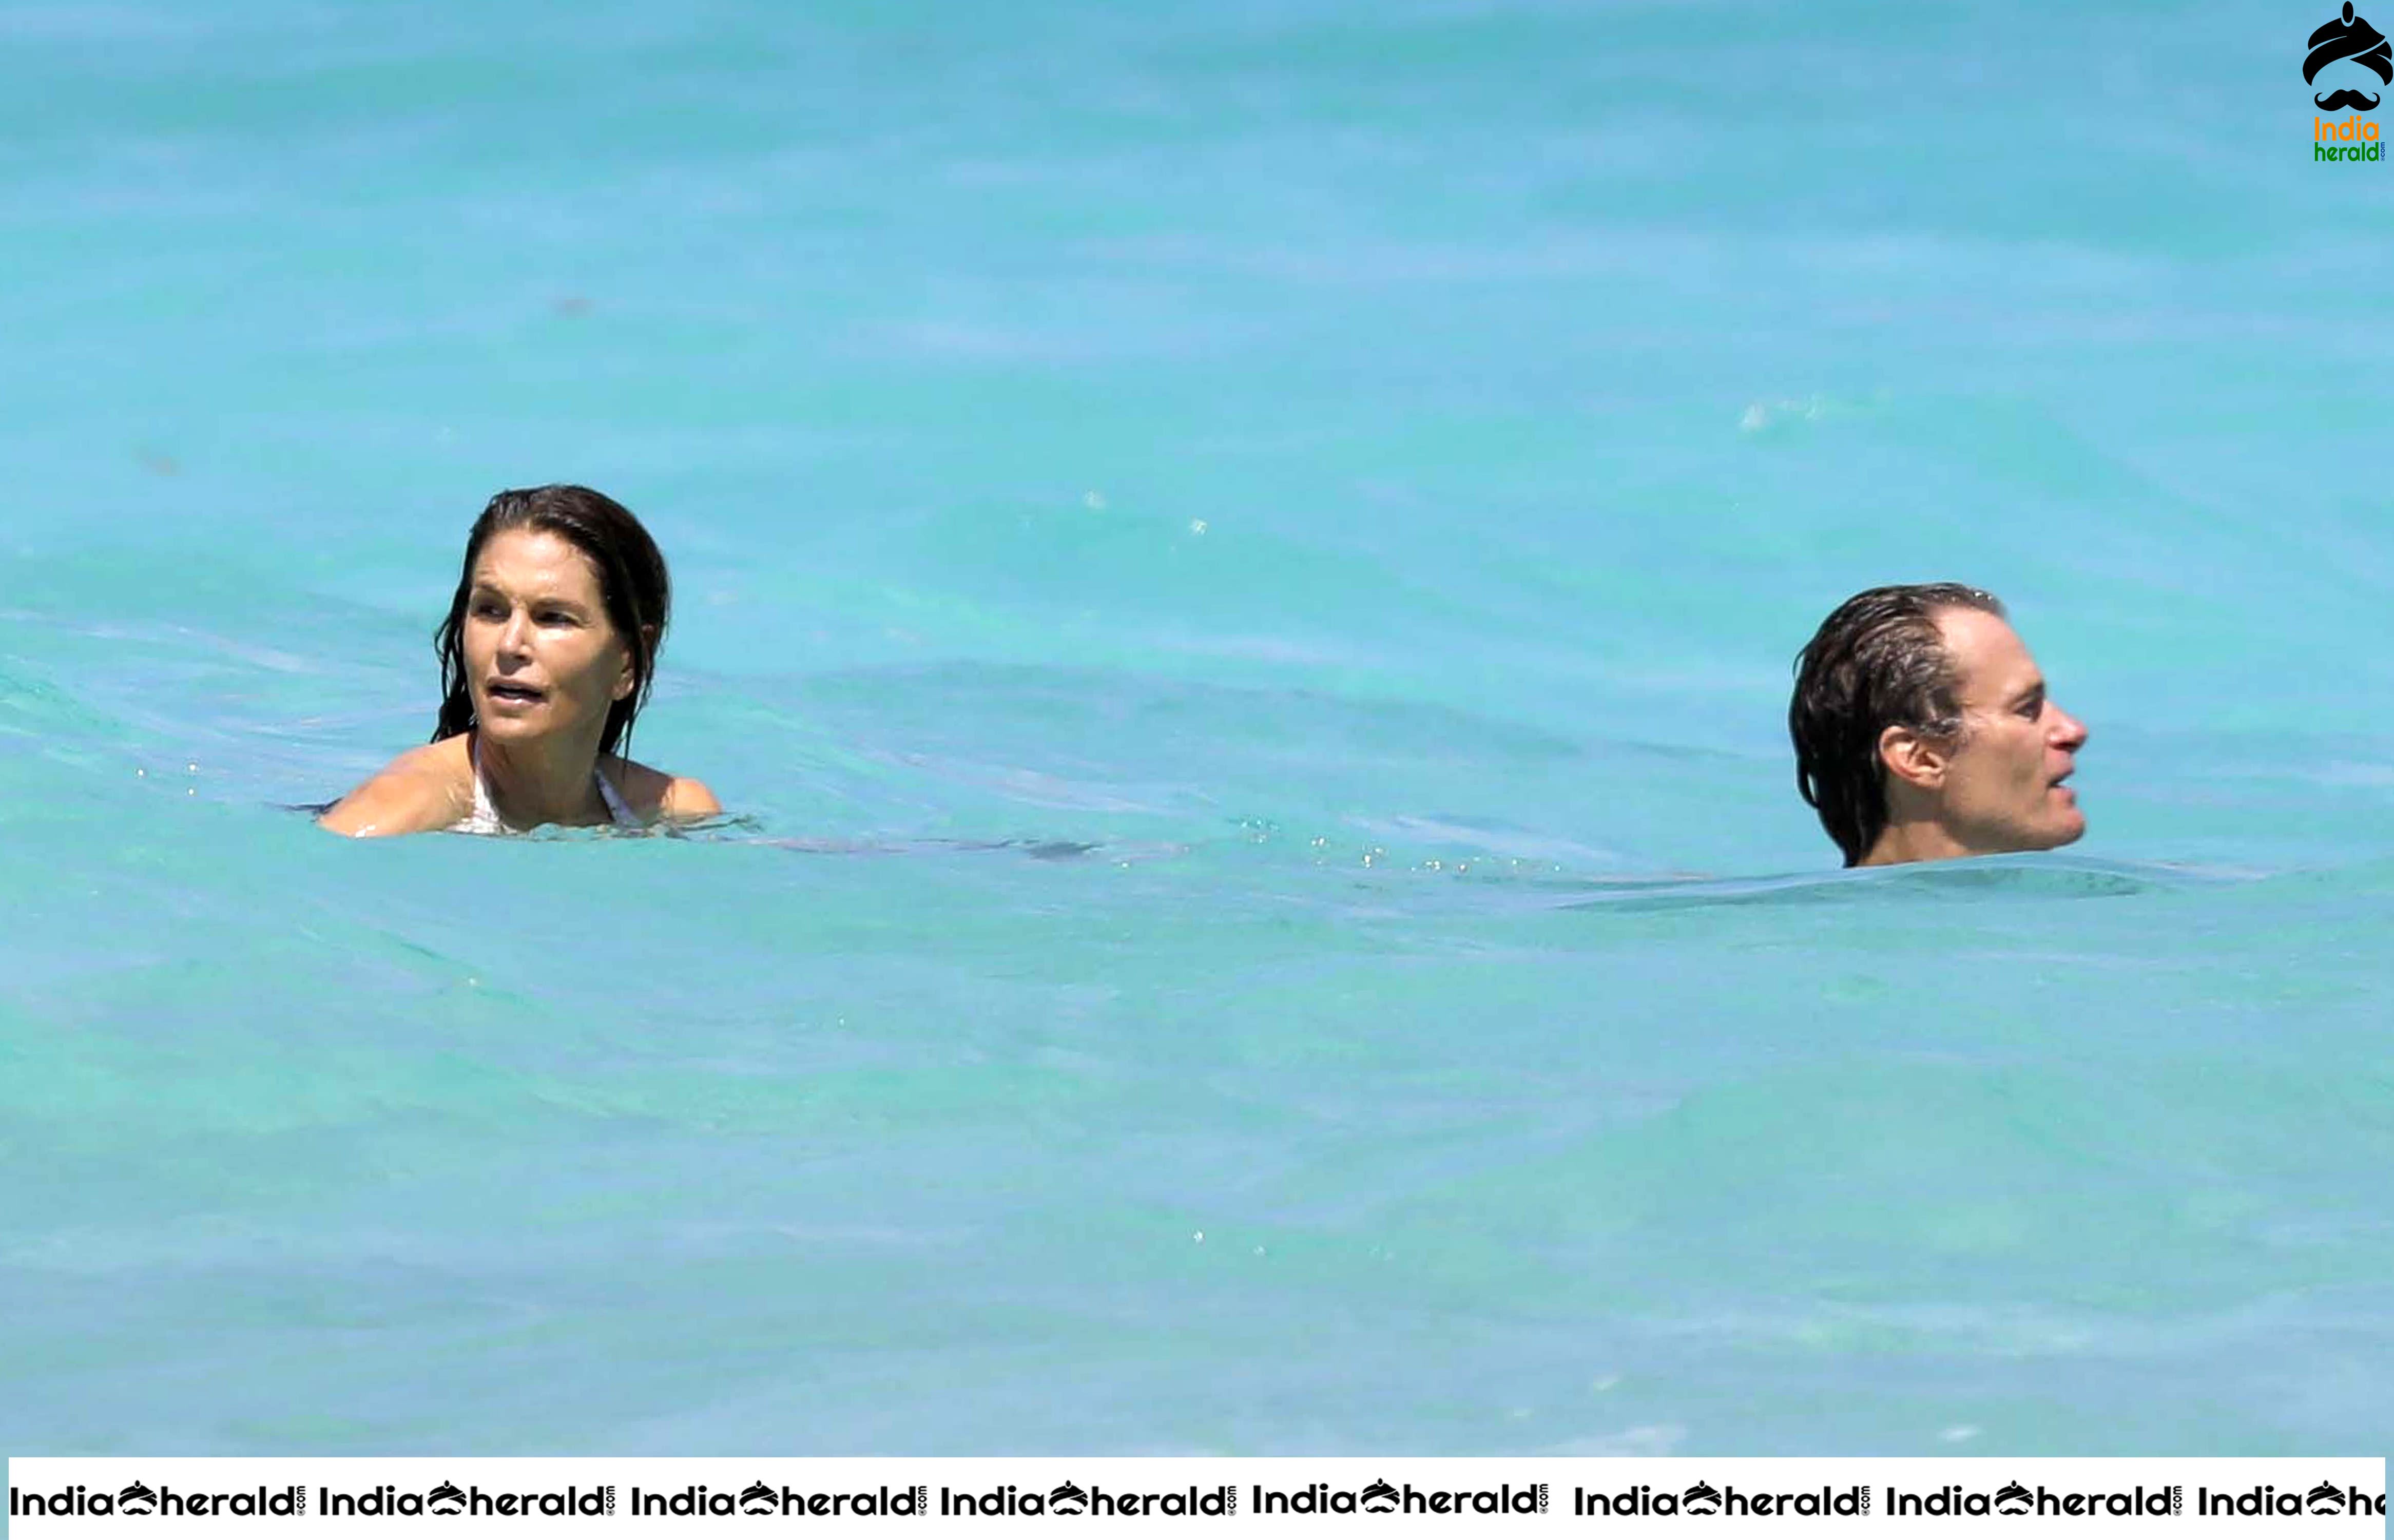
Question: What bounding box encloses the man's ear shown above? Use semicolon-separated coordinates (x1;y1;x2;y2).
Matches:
1878;723;1949;791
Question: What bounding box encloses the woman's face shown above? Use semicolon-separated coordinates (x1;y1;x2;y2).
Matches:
461;527;633;749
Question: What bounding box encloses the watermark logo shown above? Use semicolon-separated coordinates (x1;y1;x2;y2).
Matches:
2310;3;2389;158
2310;2;2391;106
2196;1480;2384;1517
1886;1482;2183;1518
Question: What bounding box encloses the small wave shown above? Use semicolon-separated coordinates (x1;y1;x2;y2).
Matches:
278;796;1180;860
1556;856;2244;913
741;833;1104;861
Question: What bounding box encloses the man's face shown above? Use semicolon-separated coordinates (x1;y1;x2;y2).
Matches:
1929;606;2089;854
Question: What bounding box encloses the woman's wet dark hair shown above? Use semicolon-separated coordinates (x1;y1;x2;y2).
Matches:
1789;583;2004;867
433;485;671;759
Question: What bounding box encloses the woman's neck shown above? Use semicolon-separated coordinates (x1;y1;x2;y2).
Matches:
476;728;609;829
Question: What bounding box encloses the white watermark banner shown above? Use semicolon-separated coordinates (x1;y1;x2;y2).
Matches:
4;1458;2384;1536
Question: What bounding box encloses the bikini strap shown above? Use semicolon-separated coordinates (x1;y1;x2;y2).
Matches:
594;764;639;827
457;736;503;834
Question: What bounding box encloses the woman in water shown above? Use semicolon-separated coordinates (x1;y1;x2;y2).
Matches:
320;484;720;837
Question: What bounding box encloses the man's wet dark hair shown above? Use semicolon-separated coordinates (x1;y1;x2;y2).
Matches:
433;485;671;759
1789;583;2005;866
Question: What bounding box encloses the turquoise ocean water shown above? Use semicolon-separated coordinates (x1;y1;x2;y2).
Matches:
4;0;2391;1453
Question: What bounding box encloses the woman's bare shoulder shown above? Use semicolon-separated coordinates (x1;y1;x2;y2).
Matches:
608;756;722;822
318;738;473;838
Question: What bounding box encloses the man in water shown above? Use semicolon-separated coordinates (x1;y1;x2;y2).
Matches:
1789;584;2088;867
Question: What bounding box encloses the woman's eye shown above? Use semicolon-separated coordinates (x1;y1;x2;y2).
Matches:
538;610;576;626
472;602;506;620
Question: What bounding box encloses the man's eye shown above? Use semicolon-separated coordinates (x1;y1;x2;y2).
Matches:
2017;698;2043;719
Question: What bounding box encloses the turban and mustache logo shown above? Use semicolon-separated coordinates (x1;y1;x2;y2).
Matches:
2307;2;2392;110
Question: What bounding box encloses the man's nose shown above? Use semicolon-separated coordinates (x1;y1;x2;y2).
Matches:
2051;705;2088;749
